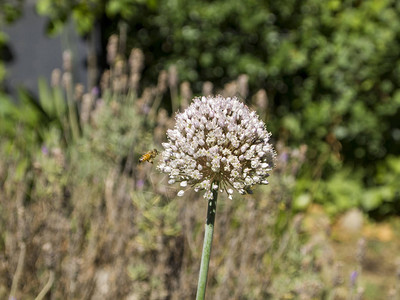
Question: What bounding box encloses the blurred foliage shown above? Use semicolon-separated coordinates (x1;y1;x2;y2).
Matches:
28;0;400;215
295;155;400;216
35;0;157;35
0;0;24;84
0;32;399;298
0;77;74;154
0;0;24;24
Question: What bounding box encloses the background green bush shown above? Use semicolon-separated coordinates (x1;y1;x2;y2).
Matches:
26;0;400;215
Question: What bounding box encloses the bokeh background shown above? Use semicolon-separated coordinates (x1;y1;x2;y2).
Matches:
1;0;400;299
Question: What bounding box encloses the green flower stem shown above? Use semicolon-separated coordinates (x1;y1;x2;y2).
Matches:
196;182;219;300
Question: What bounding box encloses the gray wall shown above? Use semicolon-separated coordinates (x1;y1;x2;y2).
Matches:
4;0;88;99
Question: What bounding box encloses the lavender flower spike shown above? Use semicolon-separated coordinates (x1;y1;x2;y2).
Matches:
158;95;276;200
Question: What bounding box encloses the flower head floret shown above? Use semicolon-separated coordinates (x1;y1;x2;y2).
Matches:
157;95;276;200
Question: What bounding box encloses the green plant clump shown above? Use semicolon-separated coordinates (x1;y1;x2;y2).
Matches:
31;0;400;214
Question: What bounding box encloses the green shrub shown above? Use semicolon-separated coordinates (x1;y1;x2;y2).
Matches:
34;1;400;214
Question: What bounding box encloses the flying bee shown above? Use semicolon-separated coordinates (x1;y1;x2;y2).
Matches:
239;187;254;195
139;149;158;164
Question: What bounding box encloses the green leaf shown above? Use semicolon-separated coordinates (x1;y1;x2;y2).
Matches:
362;189;384;211
293;193;312;211
38;78;55;116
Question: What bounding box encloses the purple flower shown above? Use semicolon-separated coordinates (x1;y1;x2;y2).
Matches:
91;86;100;97
350;270;358;286
41;146;49;156
136;179;145;189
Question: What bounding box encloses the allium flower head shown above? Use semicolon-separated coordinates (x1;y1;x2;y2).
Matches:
158;95;276;200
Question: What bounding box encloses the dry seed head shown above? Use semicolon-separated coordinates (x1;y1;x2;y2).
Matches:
74;83;85;101
254;89;268;111
51;68;61;87
107;34;119;65
129;48;144;74
100;70;111;92
62;72;73;90
62;50;72;72
237;74;249;99
202;81;214;96
129;73;141;91
168;65;178;89
223;81;238;97
180;81;192;109
113;59;125;77
80;93;93;125
157;70;168;94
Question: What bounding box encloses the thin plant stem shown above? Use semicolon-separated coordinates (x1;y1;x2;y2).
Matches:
9;242;26;300
64;72;80;142
196;181;219;300
35;270;55;300
9;182;27;300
